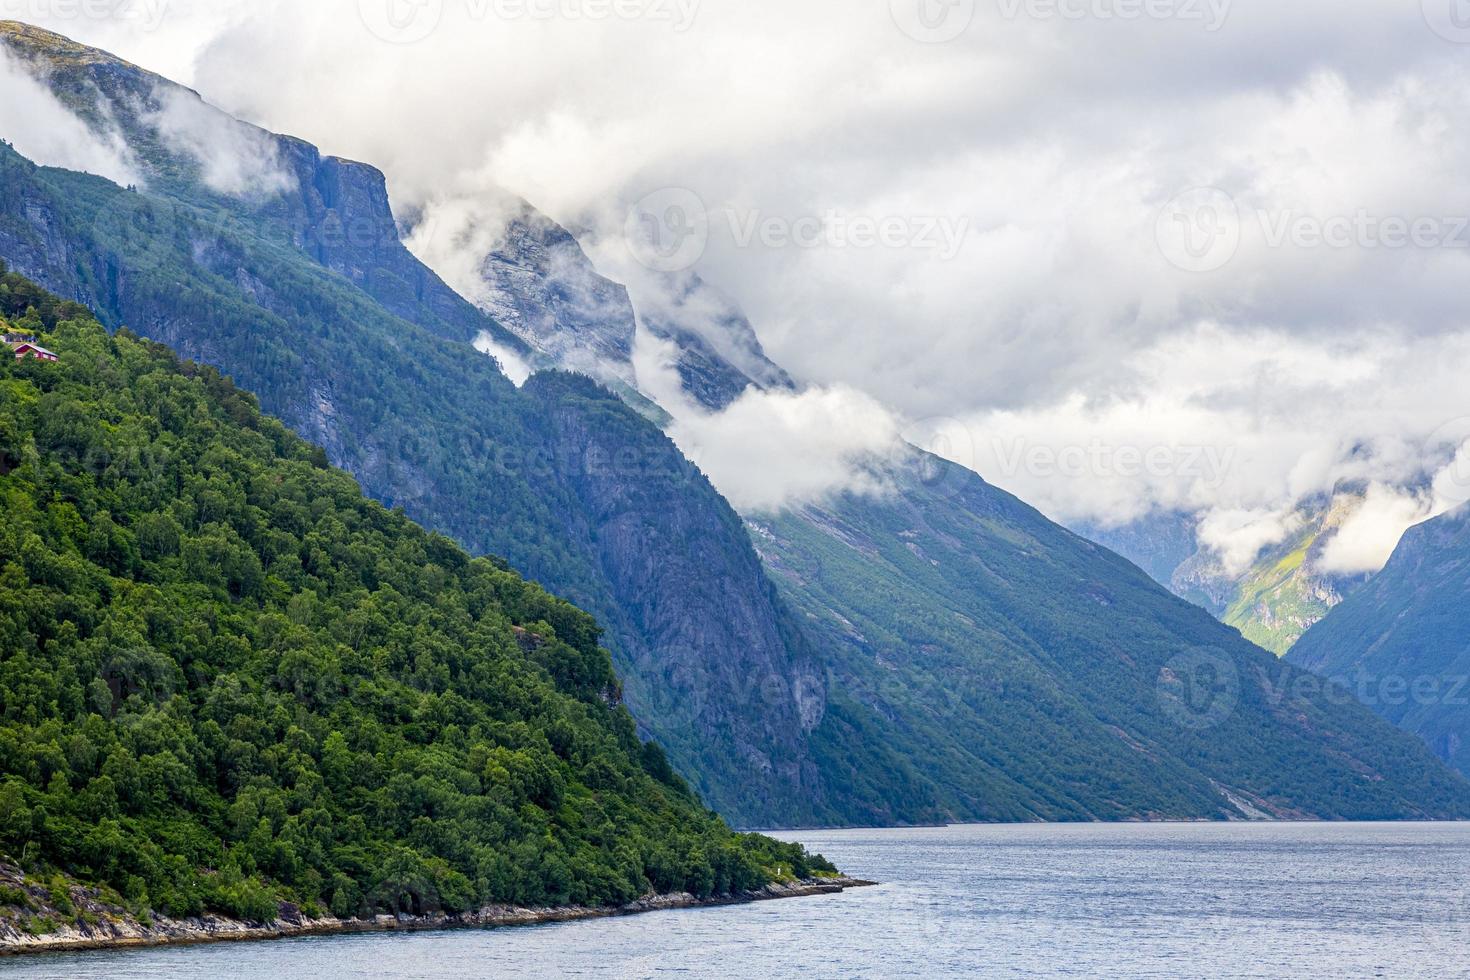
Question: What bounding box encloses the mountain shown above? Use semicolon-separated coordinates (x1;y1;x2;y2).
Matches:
1074;510;1201;589
751;458;1470;820
1289;506;1470;777
468;198;791;410
0;270;832;927
445;140;1470;821
470;197;639;387
1212;497;1368;654
4;21;1470;825
0;20;844;827
1080;493;1374;655
635;272;796;410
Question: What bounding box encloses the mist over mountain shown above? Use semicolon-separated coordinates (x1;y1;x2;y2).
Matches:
5;6;1470;974
0;21;849;826
2;21;1469;831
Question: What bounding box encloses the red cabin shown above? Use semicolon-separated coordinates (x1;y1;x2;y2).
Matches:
11;342;58;362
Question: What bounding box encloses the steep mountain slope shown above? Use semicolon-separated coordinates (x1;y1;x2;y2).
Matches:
442;133;1470;821
0;22;841;827
754;454;1470;820
0;274;831;926
1290;507;1470;777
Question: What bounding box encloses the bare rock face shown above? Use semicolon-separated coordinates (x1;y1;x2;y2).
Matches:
476;201;639;384
468;199;793;410
520;371;829;819
635;271;796;410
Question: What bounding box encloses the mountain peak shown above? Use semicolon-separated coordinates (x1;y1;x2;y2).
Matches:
0;19;136;68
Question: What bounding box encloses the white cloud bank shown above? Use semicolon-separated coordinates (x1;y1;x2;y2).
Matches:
634;328;901;513
0;48;140;186
1316;484;1436;575
16;0;1470;564
142;84;294;197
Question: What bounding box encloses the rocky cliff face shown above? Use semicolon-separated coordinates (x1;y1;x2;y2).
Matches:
465;197;792;410
636;271;796;410
275;146;518;347
475;200;638;383
521;373;828;815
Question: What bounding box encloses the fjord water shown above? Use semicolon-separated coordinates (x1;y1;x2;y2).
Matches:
11;823;1469;979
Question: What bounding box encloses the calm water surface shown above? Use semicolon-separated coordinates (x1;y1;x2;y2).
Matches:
6;822;1469;978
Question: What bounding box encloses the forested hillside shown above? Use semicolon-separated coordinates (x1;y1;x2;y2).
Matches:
0;270;831;925
0;21;851;827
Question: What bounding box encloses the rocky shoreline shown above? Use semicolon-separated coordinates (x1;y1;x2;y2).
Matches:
0;868;875;957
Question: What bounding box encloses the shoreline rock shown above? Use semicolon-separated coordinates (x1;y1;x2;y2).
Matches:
0;871;876;957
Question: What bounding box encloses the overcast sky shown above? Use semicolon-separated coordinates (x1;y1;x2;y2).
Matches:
11;0;1470;573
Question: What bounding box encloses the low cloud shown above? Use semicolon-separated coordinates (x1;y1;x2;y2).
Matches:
404;190;524;310
964;326;1470;574
143;84;294;197
473;331;532;386
1317;483;1436;575
1196;507;1301;578
0;48;141;187
635;329;899;512
26;1;1470;575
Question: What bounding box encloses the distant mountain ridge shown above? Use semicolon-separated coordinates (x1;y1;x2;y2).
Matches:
1079;491;1379;655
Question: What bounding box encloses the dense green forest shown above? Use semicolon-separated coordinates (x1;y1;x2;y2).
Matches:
0;268;832;925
